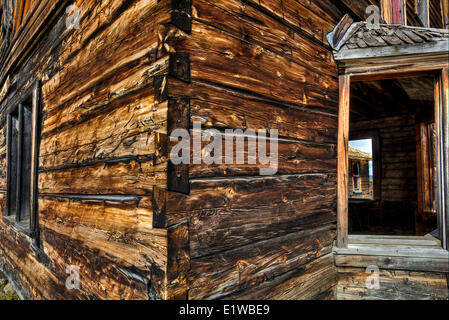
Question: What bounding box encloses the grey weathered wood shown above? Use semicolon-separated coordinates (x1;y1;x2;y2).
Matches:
335;40;449;61
335;254;449;273
348;234;442;247
335;245;449;259
417;0;430;27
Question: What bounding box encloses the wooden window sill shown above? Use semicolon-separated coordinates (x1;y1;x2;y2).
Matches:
2;214;31;237
334;235;449;273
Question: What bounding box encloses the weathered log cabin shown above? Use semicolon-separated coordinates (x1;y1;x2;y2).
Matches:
0;0;447;300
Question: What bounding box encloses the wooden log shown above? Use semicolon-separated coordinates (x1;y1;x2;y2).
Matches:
337;267;449;300
39;92;168;170
191;0;337;76
164;173;337;226
225;253;337;300
166;222;190;300
187;133;337;179
42;0;172;112
38;159;167;195
38;196;167;270
174;21;338;110
337;75;350;248
41;228;153;299
167;78;338;142
42;56;169;138
240;0;336;46
188;226;335;299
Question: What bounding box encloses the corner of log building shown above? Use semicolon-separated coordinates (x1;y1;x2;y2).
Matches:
0;0;447;302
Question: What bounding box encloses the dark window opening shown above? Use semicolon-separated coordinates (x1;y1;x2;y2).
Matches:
7;103;32;223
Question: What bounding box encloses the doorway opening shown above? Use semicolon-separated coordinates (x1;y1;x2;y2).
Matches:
348;76;438;237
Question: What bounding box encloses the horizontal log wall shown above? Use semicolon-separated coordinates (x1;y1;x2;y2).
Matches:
0;0;184;299
160;0;344;300
337;267;448;300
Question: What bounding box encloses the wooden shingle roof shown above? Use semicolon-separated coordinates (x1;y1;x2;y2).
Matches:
327;17;449;62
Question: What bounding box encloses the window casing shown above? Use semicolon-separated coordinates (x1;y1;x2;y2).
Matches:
5;84;39;237
7;104;32;221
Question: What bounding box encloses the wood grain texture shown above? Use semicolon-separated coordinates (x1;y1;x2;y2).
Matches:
0;0;176;300
337;75;350;248
337;267;448;300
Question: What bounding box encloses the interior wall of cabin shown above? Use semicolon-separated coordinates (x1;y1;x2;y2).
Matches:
348;77;437;236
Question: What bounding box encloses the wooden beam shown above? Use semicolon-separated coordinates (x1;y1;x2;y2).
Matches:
416;123;432;235
334;40;449;62
435;68;449;250
443;0;449;29
441;68;449;250
337;75;350;248
417;0;430;27
392;0;407;24
335;254;449;272
30;83;40;242
381;0;393;24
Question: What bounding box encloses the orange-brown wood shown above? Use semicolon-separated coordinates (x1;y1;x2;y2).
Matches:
381;0;393;23
439;68;449;249
416;122;437;235
337;75;350;248
442;0;449;28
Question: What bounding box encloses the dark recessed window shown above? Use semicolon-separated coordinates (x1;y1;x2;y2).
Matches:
7;103;33;222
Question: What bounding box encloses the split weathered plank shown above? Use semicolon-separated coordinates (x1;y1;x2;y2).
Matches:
174;21;338;109
168;78;338;142
39;95;168;170
38;160;167;195
242;0;336;45
335;253;449;273
337;267;449;300
38;196;167;274
188;226;335;299
223;253;337;300
192;0;337;77
164;173;337;226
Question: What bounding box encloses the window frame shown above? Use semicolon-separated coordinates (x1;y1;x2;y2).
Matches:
349;132;381;200
337;68;449;251
5;83;40;238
